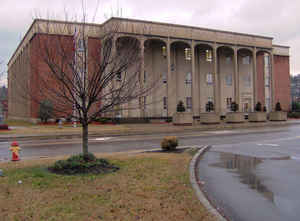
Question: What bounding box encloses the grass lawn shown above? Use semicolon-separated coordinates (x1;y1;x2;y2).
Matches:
1;121;131;135
0;151;215;221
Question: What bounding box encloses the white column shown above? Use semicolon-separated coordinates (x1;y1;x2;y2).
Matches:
191;40;197;116
213;44;220;113
270;51;275;110
167;40;172;117
234;47;239;106
252;48;257;107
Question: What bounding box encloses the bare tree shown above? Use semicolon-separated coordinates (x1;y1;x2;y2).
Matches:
10;16;158;158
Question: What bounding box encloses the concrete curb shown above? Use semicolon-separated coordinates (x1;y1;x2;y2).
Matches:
189;145;227;221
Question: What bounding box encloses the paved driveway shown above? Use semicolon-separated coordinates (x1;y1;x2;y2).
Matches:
197;129;300;221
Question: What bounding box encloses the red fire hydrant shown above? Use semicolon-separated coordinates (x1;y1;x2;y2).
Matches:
9;141;21;161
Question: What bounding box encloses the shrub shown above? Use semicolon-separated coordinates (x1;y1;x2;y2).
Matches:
96;118;110;124
275;102;282;111
231;102;239;112
206;101;214;112
263;106;267;112
255;102;262;112
288;112;300;119
48;152;119;175
38;100;53;123
176;101;186;112
292;102;300;112
161;136;178;151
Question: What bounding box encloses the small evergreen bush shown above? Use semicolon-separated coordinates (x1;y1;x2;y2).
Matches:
275;102;282;111
176;101;186;112
231;102;239;112
161;136;178;151
38;100;53;123
292;102;300;112
255;102;262;112
49;152;119;175
288;112;300;119
206;101;214;112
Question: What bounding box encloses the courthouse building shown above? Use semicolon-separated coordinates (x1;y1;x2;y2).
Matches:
7;18;290;122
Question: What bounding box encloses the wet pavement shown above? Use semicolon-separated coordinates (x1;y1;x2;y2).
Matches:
197;136;300;221
1;124;300;161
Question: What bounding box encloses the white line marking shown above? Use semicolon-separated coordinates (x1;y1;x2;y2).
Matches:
257;143;279;147
94;137;112;141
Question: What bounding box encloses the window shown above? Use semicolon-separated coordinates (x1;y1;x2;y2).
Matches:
242;56;250;65
185;72;192;84
225;56;232;64
171;64;175;71
244;73;251;87
206;49;212;62
162;46;167;57
185;48;192;61
116;72;122;81
265;76;270;87
225;74;232;86
206;73;213;85
162;73;167;83
186;97;192;109
139;96;147;109
163;97;167;109
77;39;84;52
144;71;146;84
264;54;270;67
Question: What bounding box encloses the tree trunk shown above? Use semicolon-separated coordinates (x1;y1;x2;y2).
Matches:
82;121;89;157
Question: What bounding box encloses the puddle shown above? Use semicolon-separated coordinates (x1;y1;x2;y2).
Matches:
209;152;274;202
198;150;300;221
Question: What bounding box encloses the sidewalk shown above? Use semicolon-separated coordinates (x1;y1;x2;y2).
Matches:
1;119;300;141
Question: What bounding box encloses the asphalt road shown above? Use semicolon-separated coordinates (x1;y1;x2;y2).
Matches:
0;124;299;161
1;123;300;220
197;125;300;221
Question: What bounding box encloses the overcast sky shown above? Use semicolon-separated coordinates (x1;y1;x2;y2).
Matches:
1;0;299;85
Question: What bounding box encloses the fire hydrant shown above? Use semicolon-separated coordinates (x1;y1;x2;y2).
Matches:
9;141;21;161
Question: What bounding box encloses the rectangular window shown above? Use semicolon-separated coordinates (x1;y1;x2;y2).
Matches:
265;76;270;87
185;48;192;61
206;73;213;85
162;73;167;83
144;71;146;84
185;72;192;84
242;56;250;65
77;39;84;52
225;56;232;64
163;97;167;109
206;49;212;62
264;54;270;67
225;74;232;86
162;46;167;57
244;73;251;87
186;97;192;109
139;96;147;109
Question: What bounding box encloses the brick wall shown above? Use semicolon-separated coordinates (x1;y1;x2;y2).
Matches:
274;55;291;111
30;33;74;118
